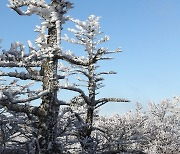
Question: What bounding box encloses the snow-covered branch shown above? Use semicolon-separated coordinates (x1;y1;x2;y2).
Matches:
95;98;130;108
12;90;49;104
25;67;41;77
96;98;130;104
0;70;42;81
8;0;50;17
57;53;89;66
59;85;90;104
0;100;42;117
74;69;91;79
0;79;48;107
0;61;41;67
96;71;117;76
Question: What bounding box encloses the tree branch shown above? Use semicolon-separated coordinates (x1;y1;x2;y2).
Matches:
57;54;89;66
74;69;90;79
26;67;41;76
96;71;117;76
56;99;70;106
12;90;49;104
59;85;90;104
95;98;130;108
0;100;43;117
0;61;41;67
9;6;29;15
0;70;42;81
8;0;48;16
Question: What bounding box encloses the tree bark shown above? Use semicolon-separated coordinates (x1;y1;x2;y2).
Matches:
37;22;61;154
79;64;96;152
86;64;96;132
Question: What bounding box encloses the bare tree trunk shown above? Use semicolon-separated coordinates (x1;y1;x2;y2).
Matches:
37;22;61;154
79;64;96;152
86;64;96;132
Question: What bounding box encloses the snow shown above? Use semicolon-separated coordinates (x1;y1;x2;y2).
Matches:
1;1;179;154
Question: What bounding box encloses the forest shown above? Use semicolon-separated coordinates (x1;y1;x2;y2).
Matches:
0;0;179;154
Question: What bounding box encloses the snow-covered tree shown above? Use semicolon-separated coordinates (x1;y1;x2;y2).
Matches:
144;98;180;153
97;98;180;153
0;109;30;154
0;0;129;153
0;0;74;153
60;15;130;153
2;1;178;154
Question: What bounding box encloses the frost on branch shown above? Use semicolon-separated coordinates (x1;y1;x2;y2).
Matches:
0;79;48;111
61;15;129;152
96;99;180;153
62;15;128;104
8;0;73;55
0;109;34;153
0;1;74;153
1;1;180;152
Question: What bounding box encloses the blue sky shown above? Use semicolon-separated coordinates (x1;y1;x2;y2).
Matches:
1;0;180;115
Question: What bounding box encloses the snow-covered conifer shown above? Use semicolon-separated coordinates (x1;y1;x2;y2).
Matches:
61;15;130;153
